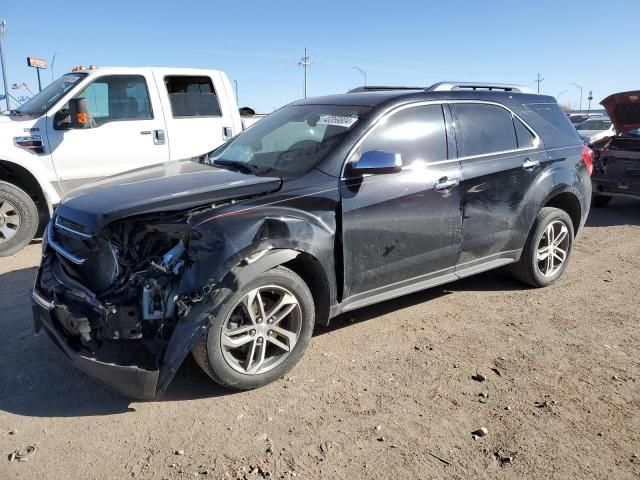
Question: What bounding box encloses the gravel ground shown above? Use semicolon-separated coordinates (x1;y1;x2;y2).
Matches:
1;199;639;480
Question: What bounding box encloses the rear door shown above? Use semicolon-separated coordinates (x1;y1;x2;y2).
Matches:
451;102;548;273
47;72;169;193
154;71;236;160
341;103;463;298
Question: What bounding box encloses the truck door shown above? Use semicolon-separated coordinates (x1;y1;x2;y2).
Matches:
46;72;169;193
155;71;235;160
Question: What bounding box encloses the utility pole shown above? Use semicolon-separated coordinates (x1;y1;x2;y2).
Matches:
0;20;10;112
571;83;583;111
298;48;311;98
534;73;544;93
353;66;367;86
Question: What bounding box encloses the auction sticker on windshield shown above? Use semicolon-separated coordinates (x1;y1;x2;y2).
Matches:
317;115;358;128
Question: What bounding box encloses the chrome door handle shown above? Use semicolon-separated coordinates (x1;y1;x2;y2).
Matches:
522;158;540;170
434;177;460;192
153;129;166;145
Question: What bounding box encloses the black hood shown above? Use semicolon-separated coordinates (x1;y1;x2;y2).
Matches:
55;160;282;234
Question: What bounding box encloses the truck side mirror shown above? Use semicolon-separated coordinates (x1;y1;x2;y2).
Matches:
350;150;403;175
69;98;91;129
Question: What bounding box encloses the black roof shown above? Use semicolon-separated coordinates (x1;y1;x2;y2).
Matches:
293;89;556;108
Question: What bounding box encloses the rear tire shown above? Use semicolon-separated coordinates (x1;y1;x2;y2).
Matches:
592;194;612;208
0;181;39;257
509;207;574;288
192;266;315;390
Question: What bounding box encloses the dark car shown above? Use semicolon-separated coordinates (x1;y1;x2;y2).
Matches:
589;90;640;207
32;82;592;399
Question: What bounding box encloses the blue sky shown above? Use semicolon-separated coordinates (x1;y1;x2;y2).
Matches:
2;0;638;112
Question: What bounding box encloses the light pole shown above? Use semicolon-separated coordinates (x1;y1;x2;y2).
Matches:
0;19;10;111
556;89;568;102
298;48;311;98
234;79;238;104
571;83;583;111
51;52;57;82
353;66;367;86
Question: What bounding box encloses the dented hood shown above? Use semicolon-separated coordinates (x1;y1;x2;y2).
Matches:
601;90;640;133
56;159;282;233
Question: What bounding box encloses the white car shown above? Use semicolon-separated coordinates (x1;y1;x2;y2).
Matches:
0;66;249;256
576;116;612;142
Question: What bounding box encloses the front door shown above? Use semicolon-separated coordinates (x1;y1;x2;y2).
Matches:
341;104;463;299
46;72;169;193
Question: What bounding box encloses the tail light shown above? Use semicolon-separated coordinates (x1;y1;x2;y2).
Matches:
581;145;594;176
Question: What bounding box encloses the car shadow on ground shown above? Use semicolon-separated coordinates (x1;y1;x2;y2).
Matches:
586;197;640;227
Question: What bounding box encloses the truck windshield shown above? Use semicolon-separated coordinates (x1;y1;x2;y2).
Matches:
210;104;370;177
14;73;86;116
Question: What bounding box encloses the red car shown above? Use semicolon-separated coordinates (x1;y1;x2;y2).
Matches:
590;91;640;206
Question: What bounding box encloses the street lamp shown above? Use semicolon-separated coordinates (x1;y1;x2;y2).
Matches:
556;89;568;101
0;19;10;111
571;83;583;111
353;66;367;86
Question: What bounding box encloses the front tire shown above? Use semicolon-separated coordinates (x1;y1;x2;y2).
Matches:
0;181;39;257
192;266;315;390
510;207;574;288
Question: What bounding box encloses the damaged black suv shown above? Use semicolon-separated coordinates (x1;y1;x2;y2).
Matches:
33;82;592;399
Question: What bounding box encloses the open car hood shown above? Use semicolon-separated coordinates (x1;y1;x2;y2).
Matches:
57;159;282;234
601;90;640;134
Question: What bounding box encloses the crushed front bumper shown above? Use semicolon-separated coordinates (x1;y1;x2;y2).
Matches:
32;295;160;399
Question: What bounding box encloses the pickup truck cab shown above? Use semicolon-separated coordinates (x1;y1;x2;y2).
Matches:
0;66;243;256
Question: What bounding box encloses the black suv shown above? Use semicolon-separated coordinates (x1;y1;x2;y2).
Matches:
32;82;592;399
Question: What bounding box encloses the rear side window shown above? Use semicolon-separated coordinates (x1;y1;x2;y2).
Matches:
453;104;517;156
528;103;581;140
514;117;536;148
165;75;222;117
355;104;448;165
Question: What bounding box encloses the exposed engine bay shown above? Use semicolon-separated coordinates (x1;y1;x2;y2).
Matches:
39;214;193;368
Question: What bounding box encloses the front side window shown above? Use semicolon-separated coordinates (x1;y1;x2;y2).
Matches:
453;104;518;157
165;75;221;117
70;75;153;126
352;104;448;166
210;104;369;177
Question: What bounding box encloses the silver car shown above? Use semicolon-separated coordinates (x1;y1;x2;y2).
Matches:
576;116;613;142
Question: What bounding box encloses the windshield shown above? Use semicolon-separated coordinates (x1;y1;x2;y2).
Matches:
577;119;611;131
210;104;370;177
15;73;86;115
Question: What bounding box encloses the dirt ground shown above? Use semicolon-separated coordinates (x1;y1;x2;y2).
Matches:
1;199;639;480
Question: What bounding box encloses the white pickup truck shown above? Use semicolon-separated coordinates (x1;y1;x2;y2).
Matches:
0;66;253;256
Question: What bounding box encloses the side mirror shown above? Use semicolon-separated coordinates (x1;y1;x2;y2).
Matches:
350;150;403;175
68;98;91;129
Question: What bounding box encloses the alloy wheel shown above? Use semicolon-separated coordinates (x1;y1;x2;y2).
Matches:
536;220;570;277
0;198;21;244
221;285;302;375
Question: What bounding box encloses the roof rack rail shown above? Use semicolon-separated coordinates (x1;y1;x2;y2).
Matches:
426;82;533;93
348;86;423;93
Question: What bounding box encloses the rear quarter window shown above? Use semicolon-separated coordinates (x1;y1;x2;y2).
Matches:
526;103;581;142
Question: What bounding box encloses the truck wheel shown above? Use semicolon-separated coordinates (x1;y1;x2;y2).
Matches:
0;181;39;257
509;207;574;288
592;195;612;208
192;266;315;390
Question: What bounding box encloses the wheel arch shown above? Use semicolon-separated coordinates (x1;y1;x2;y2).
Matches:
0;159;53;232
542;189;583;236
